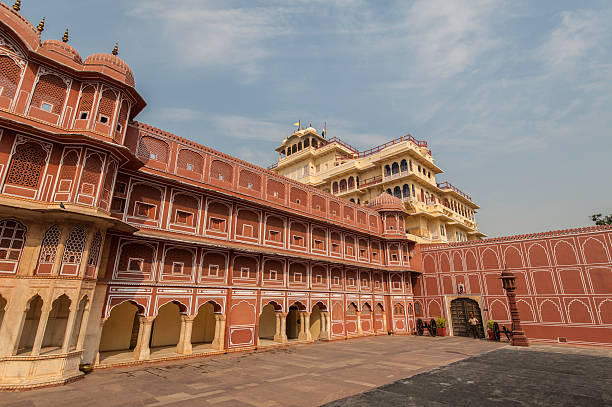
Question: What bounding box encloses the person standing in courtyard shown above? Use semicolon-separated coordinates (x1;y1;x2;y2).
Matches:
469;314;479;338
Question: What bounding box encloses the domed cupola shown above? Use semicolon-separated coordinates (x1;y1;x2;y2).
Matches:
0;1;42;51
368;192;406;213
368;192;407;235
84;43;135;86
40;38;82;64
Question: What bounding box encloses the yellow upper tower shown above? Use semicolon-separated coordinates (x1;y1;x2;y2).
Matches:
269;126;485;243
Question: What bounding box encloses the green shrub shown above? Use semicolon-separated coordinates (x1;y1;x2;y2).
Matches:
436;317;446;328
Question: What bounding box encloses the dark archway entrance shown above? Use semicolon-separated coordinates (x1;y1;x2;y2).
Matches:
450;298;484;338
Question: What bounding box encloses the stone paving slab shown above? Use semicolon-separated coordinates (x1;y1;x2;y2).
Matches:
323;345;612;407
2;335;503;407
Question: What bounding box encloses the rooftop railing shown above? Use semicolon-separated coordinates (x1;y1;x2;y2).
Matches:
437;181;472;202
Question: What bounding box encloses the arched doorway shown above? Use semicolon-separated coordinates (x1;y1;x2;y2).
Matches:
258;302;280;343
374;303;384;332
346;302;358;335
41;294;71;354
151;302;184;355
99;301;142;361
310;303;324;340
361;303;372;333
450;298;484;338
67;296;88;351
17;294;43;355
286;302;305;340
192;301;218;352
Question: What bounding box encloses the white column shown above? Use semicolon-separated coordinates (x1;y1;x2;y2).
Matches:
319;311;330;340
30;304;52;356
132;316;154;360
176;315;194;355
61;303;78;352
211;314;226;350
382;312;388;333
274;312;288;343
356;311;363;335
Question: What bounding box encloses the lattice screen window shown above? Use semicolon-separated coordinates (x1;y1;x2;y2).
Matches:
62;226;87;264
30;74;67;114
177;149;203;173
5;141;48;188
238;169;261;191
39;225;61;263
210;160;232;182
97;89;117;123
87;231;102;267
57;150;79;193
0;55;21;99
76;85;96;120
80;154;103;196
0;219;26;261
137;136;169;163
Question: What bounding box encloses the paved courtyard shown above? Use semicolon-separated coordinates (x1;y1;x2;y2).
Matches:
325;344;612;407
3;335;503;406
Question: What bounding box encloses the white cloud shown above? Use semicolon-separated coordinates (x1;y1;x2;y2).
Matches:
128;1;290;80
154;107;201;121
539;9;606;67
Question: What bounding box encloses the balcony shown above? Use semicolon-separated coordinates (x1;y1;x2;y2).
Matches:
437;181;472;202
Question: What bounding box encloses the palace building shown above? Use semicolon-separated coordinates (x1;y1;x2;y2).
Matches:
0;2;610;391
269;127;484;243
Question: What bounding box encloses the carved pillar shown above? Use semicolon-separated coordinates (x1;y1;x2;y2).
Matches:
274;312;288;343
211;314;226;350
30;303;52;356
319;311;330;340
176;315;195;355
61;302;78;352
500;270;530;347
298;311;312;341
382;312;388;333
132;316;154;360
52;226;71;276
356;311;363;335
78;228;97;277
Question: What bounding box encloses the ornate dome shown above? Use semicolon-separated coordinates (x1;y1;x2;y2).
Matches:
41;39;82;63
0;3;41;50
84;53;135;86
368;192;406;212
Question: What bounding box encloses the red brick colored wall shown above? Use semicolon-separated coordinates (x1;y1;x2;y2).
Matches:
415;226;612;346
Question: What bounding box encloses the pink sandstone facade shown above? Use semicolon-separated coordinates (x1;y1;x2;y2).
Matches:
0;2;608;390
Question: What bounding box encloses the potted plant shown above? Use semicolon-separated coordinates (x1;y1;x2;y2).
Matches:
487;320;496;340
436;317;447;336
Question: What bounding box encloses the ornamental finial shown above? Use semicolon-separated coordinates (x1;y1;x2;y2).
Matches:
62;28;69;43
112;43;118;56
37;17;45;33
12;1;21;12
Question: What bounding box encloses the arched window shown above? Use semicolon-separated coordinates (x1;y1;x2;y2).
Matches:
402;184;410;198
292;144;297;154
304;138;310;148
400;159;408;172
38;225;61;265
312;140;318;148
393;186;401;199
62;226;87;265
339;179;347;192
5;141;48;189
411;184;415;197
349;198;355;203
0;55;22;101
347;176;355;189
384;165;391;177
409;160;413;171
357;198;360;204
332;181;339;194
30;74;67;115
356;176;360;187
391;162;399;174
386;188;392;195
298;142;302;151
0;219;26;270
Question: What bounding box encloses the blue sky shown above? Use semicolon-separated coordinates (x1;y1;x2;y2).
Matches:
18;0;612;237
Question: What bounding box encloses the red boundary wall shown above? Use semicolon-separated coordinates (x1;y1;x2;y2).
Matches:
414;225;612;346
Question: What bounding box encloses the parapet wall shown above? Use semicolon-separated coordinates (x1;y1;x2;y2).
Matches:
414;225;612;346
